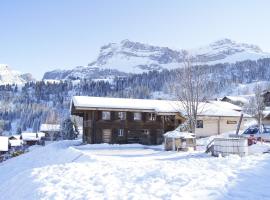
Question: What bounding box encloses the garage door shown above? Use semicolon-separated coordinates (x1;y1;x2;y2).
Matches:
102;129;112;143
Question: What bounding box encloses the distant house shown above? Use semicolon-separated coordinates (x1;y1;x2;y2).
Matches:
262;91;270;106
71;96;253;144
21;132;45;146
222;92;270;107
9;135;23;150
40;124;61;141
0;136;9;153
221;95;252;107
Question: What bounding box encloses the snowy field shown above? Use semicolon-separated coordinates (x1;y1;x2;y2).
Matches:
0;141;270;200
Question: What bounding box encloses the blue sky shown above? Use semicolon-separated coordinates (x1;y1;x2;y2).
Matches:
0;0;270;79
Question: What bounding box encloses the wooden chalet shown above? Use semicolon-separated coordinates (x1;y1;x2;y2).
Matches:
71;96;253;144
71;96;185;145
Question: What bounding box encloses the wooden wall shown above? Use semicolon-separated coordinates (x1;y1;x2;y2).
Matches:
81;110;180;145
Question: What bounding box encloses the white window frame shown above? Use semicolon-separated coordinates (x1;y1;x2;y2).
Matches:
134;112;142;121
143;129;149;135
149;113;156;121
102;111;111;120
118;129;124;137
118;112;126;120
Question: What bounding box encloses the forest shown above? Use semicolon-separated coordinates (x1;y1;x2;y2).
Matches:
0;58;270;134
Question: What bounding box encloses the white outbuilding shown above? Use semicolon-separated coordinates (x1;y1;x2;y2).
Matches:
164;128;196;151
0;136;9;152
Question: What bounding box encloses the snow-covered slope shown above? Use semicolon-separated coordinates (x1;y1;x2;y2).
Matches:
190;38;269;64
43;39;270;80
0;64;34;85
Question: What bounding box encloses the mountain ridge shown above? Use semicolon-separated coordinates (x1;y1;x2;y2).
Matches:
0;64;35;85
43;38;270;81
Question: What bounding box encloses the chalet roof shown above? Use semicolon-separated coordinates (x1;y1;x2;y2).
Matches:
9;135;21;140
71;96;251;117
207;100;242;111
40;124;60;132
21;132;45;141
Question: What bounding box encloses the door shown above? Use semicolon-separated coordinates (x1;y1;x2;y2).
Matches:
102;129;112;143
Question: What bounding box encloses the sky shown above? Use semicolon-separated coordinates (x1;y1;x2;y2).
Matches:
0;0;270;79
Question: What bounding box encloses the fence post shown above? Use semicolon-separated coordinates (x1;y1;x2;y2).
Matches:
236;113;244;135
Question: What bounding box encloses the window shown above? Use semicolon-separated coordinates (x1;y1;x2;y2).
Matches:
196;120;203;128
118;129;124;137
149;113;156;121
134;112;142;120
118;112;126;120
164;116;173;122
143;129;149;135
102;111;111;120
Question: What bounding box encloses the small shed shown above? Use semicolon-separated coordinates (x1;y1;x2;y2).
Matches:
164;129;196;151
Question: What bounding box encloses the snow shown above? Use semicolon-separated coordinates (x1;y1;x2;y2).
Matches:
231;81;270;96
92;39;270;74
189;38;270;65
49;39;270;80
0;64;27;85
0;140;270;199
164;128;195;139
72;96;250;117
207;100;242;111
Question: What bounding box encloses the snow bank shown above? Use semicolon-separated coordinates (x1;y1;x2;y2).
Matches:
0;141;269;199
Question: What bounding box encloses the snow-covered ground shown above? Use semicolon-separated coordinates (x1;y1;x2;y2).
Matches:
0;141;270;200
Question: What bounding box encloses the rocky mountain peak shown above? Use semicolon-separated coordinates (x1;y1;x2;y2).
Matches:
0;64;34;85
43;39;270;81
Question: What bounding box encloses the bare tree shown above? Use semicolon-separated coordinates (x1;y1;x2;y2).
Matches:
172;53;206;134
244;84;265;129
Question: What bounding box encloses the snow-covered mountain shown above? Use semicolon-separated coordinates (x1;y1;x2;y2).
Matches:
0;64;34;85
43;38;270;80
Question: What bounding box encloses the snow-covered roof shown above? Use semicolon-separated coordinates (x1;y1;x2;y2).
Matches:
0;136;9;151
164;129;195;139
21;132;45;141
207;101;242;111
9;135;21;140
222;95;254;105
40;124;60;132
263;109;270;118
71;96;251;117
